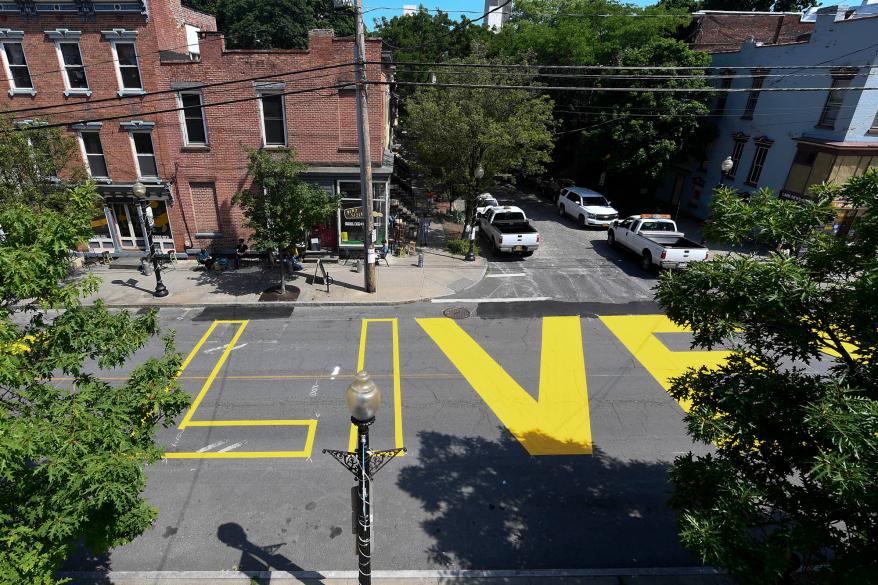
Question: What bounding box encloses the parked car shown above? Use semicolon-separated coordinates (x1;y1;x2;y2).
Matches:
479;206;540;256
558;186;619;228
475;193;499;218
607;214;709;271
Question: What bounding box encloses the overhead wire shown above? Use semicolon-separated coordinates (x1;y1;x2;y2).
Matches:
376;79;878;93
373;60;878;71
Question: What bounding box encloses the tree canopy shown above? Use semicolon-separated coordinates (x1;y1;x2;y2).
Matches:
0;116;189;583
402;54;555;221
232;148;338;291
656;175;878;583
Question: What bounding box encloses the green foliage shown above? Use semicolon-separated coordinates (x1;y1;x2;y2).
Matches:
700;0;817;11
0;120;189;583
488;0;712;193
371;7;491;96
402;52;554;222
181;0;218;13
656;171;878;583
214;0;354;49
446;237;478;256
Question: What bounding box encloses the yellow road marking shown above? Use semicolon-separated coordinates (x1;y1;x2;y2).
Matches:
179;320;249;429
599;315;731;412
348;318;404;453
417;316;592;456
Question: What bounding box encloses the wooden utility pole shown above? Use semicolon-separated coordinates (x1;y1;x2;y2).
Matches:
353;0;376;293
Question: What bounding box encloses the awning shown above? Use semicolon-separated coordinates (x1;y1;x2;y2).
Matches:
96;182;173;204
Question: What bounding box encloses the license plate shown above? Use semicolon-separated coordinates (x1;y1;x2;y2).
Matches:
678;263;688;269
514;246;525;252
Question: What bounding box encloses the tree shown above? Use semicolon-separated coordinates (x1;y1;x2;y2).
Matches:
655;175;878;584
181;0;218;13
0;116;190;583
488;0;713;201
700;0;817;11
371;7;491;97
232;148;339;293
213;0;354;50
402;54;555;225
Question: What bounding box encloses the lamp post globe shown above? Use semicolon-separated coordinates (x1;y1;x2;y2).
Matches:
475;164;485;180
132;181;147;198
720;156;734;186
346;370;381;424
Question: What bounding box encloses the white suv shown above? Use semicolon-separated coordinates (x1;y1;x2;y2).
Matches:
558;187;619;228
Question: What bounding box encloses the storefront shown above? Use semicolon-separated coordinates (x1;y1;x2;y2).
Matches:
336;180;389;250
88;183;175;253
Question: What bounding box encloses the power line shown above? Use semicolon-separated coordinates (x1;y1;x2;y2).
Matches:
5;61;355;118
365;5;694;18
374;60;878;71
377;0;511;51
13;81;352;132
378;80;878;93
10;67;352;122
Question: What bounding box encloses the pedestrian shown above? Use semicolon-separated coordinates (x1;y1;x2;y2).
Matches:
234;238;248;269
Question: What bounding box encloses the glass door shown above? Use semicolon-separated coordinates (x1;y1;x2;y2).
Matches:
110;203;145;250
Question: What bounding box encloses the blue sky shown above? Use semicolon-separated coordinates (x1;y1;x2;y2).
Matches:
364;0;655;29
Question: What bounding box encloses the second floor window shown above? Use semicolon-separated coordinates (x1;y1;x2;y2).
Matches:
746;139;773;186
729;137;747;178
58;42;88;89
113;42;142;90
259;93;286;146
179;92;207;145
818;76;853;129
2;42;33;90
742;70;768;119
80;131;108;178
132;132;158;178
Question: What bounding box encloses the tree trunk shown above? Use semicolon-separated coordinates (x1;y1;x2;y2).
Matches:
279;251;286;294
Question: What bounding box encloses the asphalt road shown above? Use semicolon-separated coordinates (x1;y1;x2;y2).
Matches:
445;187;660;304
64;303;719;574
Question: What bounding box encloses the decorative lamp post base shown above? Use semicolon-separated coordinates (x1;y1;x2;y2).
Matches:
154;283;169;297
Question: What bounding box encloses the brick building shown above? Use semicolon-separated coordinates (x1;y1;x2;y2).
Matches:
0;0;392;254
687;10;815;54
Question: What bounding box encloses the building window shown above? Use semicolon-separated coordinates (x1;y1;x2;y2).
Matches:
131;132;158;178
742;70;768;119
818;73;856;129
713;71;733;116
58;42;88;91
113;42;142;91
80;131;108;178
259;93;286;146
2;42;33;92
729;135;748;178
179;92;207;145
185;24;200;59
746;138;773;186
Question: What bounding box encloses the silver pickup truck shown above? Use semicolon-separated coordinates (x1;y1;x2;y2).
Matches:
607;215;709;271
479;205;540;256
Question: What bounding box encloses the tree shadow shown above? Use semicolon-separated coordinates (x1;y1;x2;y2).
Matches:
590;238;660;280
192;264;301;298
398;430;699;575
217;522;325;584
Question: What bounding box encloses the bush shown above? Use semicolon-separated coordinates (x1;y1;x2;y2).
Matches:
447;238;478;256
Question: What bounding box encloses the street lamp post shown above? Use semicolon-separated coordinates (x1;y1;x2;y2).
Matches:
133;181;169;298
465;164;485;262
719;156;734;187
324;372;405;585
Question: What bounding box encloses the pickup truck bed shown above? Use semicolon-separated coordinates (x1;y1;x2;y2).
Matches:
646;234;704;248
492;222;538;234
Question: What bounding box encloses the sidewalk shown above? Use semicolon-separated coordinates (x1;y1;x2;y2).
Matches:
77;233;486;308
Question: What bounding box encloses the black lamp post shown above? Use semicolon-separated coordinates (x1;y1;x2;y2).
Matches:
465;164;484;262
324;371;405;585
719;156;734;187
133;181;169;298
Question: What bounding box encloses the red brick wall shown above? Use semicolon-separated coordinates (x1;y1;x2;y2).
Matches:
692;12;814;53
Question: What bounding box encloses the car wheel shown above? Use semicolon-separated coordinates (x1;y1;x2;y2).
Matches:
641;251;653;272
522;251;534;257
608;231;616;247
558;204;565;217
578;215;586;228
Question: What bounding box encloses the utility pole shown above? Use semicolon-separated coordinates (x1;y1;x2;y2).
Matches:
353;0;376;292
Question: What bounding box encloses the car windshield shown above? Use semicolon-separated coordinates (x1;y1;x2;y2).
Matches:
479;197;498;207
582;196;609;207
493;212;526;222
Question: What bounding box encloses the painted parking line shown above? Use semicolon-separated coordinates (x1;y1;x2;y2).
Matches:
347;318;404;453
163;320;318;460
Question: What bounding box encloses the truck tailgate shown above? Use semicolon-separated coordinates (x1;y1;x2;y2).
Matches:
501;233;539;246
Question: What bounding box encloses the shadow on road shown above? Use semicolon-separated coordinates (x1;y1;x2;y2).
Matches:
217;522;326;584
397;430;697;573
590;238;659;281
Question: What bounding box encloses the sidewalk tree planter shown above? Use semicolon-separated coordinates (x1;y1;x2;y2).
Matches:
0;115;189;584
656;171;878;584
232;148;340;294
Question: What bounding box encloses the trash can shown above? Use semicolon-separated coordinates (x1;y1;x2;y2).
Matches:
418;251;424;267
310;237;320;251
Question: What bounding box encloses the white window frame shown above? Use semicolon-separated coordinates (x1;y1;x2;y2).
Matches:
746;139;773;186
185;24;201;59
129;131;159;180
258;92;287;147
0;32;35;96
77;129;110;180
177;91;209;146
56;41;90;96
110;41;144;95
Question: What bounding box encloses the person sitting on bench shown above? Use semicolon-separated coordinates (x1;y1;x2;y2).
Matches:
195;249;215;270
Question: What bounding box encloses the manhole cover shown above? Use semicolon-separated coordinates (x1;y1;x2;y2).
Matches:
443;307;471;319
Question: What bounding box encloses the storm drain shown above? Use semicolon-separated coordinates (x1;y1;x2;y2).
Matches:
442;307;471;320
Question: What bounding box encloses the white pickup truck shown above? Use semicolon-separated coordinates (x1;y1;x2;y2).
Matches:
607;214;709;271
479;206;540;256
